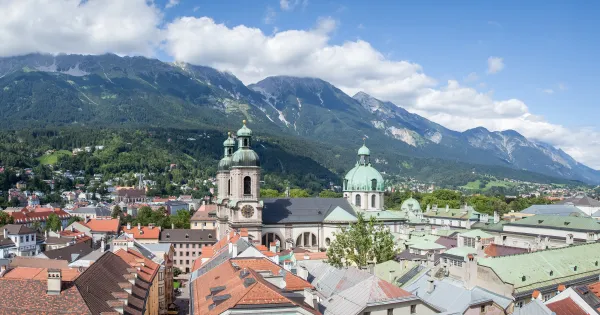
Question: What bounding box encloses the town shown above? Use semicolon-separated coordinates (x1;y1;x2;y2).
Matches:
1;121;600;314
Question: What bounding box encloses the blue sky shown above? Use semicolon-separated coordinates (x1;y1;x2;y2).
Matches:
160;0;597;129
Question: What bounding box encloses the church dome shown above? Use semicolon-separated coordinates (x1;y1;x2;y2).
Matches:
223;135;235;147
358;144;370;156
237;120;252;137
344;164;384;192
218;156;233;171
401;197;421;212
231;149;260;167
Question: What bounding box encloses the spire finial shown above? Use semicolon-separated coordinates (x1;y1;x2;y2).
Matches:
363;137;366;145
227;131;231;137
242;119;247;125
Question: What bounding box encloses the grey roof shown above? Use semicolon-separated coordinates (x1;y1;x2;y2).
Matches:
298;260;372;298
262;198;356;224
396;249;427;261
142;243;173;253
512;299;554;315
159;229;216;243
521;204;587;216
593;210;600;217
3;224;35;235
405;272;512;314
43;242;94;263
0;236;15;248
435;236;457;249
71;206;111;217
557;195;600;207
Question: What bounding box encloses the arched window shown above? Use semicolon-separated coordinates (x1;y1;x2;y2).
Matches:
371;194;376;208
296;232;318;248
371;179;377;191
227;179;231;196
343;179;348;190
355;194;361;207
325;237;331;246
243;176;251;195
243;138;249;147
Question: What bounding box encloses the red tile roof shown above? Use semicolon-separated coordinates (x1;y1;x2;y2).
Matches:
122;225;161;240
114;249;159;283
532;290;541;299
9;208;70;224
546;297;589;315
81;218;120;233
484;244;529;257
232;258;313;291
294;252;328;261
191;260;319;315
0;278;90;314
2;267;82;281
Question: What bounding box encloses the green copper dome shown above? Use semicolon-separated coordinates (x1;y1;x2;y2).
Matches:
237;120;252;137
218;156;233;171
231;149;260;167
223;132;235;147
343;164;384;191
358;144;370;156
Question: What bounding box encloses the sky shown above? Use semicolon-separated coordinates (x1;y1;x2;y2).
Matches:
1;0;599;167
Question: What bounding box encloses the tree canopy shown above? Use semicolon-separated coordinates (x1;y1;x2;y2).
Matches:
45;213;62;232
326;214;396;268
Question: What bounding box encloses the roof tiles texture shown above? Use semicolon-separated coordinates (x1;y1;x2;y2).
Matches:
0;279;91;315
82;219;120;233
232;257;312;291
546;297;589;315
484;244;529;257
122;225;160;240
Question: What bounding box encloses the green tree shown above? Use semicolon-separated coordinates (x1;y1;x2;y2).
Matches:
32;221;41;231
260;189;281;198
289;189;310;198
326;214;395;268
67;216;81;226
173;267;182;278
0;211;14;227
112;205;122;219
172;209;191;229
46;213;62;232
318;190;342;198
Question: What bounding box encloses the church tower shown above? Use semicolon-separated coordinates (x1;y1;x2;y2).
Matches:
216;132;235;239
224;120;263;242
343;141;385;211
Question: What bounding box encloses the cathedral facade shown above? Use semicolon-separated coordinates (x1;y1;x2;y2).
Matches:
214;121;423;250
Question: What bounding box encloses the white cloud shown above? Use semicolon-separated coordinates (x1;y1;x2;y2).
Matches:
166;0;180;9
0;0;162;57
487;56;504;74
263;7;277;24
280;0;307;11
543;89;554;94
464;72;479;82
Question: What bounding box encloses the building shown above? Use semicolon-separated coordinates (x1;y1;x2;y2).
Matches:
68;218;120;242
114;187;148;203
37;241;94;263
159;229;216;273
1;224;42;257
165;200;189;215
190;203;217;230
114;248;161;315
422;204;486;228
0;251;154;314
69;206;112;220
213;121;410;250
8;207;70;230
519;204;587;217
557;195;600;216
122;223;161;244
298;260;440;315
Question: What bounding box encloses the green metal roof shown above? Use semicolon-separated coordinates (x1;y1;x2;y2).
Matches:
236;120;252;137
505;214;600;232
410;241;446;251
471;221;506;232
458;229;495;239
223;133;235;147
217;156;233;171
360;210;406;221
374;260;418;286
432;229;458;237
478;242;600;294
400;198;422;212
443;247;477;259
231;148;260;167
423;206;481;220
404;234;439;246
324;206;358;222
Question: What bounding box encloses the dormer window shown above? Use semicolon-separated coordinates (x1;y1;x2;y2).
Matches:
185;234;189;239
208;234;213;239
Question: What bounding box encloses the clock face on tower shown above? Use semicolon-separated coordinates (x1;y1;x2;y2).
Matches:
241;205;254;218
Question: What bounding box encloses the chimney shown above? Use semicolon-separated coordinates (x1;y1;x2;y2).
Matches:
3;228;7;239
493;211;500;224
388;270;396;283
303;288;319;310
171;223;175;229
427;276;435;294
137;223;141;230
47;269;62;295
70;225;75;232
44;230;48;239
60;225;64;232
270;242;277;253
367;261;375;275
101;238;106;252
126;222;131;230
445;204;449;212
231;242;238;258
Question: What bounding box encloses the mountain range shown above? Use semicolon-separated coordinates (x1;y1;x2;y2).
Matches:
0;53;597;184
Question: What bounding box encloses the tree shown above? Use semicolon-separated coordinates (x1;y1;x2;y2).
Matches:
289;189;310;198
46;213;62;232
173;267;182;278
318;190;342;198
0;211;14;227
260;189;281;198
67;216;81;226
326;214;395;268
112;205;122;219
172;209;191;229
32;221;41;231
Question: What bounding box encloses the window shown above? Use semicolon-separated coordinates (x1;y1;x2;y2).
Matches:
463;237;475;248
159;272;164;281
371;194;376;208
20;236;23;243
192;252;196;257
480;305;485;313
25;235;29;242
159;287;164;295
227;179;231;196
186;260;189;265
387;309;393;315
180;251;183;256
410;305;416;314
355;194;361;207
343;179;348;190
179;260;183;265
186;244;189;248
243;176;252;195
371;179;377;191
243;138;249;147
194;222;197;227
192;244;196;248
325;238;331;246
174;252;177;256
186;252;189;256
